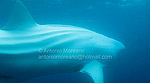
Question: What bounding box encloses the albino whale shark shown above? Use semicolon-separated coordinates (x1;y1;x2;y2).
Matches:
0;0;125;83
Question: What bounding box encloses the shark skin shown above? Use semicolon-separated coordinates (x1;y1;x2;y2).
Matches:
0;1;125;83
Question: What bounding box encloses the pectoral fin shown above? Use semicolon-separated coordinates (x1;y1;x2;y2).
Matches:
80;60;104;83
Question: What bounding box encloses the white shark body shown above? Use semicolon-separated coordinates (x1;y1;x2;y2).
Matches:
0;1;125;83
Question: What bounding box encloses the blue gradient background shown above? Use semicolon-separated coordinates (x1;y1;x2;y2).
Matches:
0;0;150;83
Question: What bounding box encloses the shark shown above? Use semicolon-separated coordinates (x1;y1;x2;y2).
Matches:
0;0;125;83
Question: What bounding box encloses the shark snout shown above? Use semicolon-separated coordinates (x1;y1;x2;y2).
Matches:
87;33;125;56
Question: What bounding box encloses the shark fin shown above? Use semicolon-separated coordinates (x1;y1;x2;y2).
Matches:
80;60;104;83
3;0;37;30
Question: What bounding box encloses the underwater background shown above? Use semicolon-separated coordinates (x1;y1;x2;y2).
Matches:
0;0;149;83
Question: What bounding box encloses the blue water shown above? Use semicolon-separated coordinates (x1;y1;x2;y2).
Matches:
0;0;150;83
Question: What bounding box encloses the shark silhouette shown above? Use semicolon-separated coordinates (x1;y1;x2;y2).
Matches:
0;0;125;83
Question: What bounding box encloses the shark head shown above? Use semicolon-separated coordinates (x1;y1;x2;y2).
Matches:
0;0;125;83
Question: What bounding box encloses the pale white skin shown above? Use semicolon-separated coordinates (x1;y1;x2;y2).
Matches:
0;1;125;83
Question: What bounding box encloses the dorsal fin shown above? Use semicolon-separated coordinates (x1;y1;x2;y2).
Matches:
3;0;37;30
